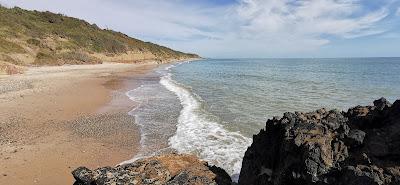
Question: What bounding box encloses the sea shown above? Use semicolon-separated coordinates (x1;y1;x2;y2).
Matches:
124;58;400;178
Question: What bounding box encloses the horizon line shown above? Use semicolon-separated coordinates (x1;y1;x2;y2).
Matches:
203;56;400;60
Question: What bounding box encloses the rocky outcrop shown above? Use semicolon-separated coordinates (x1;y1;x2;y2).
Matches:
239;98;400;185
72;98;400;185
72;154;232;185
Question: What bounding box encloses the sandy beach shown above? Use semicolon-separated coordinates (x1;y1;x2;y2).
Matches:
0;62;158;184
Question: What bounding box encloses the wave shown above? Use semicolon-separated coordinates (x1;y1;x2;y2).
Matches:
122;70;181;164
160;64;252;177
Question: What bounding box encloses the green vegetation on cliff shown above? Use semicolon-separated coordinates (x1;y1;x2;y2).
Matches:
0;5;199;67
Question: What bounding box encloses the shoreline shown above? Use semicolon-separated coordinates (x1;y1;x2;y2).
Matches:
0;62;162;185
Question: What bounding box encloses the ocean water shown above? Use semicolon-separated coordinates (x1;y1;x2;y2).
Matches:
125;58;400;177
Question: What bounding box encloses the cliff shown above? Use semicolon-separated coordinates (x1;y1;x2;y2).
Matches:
0;5;199;74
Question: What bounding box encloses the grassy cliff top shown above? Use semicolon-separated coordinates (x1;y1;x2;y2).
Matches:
0;5;199;68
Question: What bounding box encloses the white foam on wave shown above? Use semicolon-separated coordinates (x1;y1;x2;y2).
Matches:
160;66;252;177
125;85;147;148
122;80;181;164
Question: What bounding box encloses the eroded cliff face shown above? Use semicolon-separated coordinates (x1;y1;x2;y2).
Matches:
239;98;400;185
72;154;232;185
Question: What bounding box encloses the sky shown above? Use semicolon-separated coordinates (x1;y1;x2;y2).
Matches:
1;0;400;58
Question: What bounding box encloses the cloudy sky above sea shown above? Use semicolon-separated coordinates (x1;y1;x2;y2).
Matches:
2;0;400;58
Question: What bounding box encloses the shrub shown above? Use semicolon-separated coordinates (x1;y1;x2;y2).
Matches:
0;38;25;53
34;50;58;65
27;38;41;46
59;51;100;64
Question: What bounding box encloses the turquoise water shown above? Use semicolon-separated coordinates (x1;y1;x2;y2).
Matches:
126;58;400;177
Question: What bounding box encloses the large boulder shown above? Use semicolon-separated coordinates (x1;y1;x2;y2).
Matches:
72;154;232;185
239;98;400;185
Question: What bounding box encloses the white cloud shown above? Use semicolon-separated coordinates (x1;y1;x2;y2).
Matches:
233;0;388;43
397;7;400;16
0;0;393;57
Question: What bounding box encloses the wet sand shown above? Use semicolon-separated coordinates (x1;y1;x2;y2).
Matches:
0;62;158;184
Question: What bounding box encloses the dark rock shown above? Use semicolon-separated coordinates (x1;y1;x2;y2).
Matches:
239;98;400;185
207;165;233;185
72;167;94;185
72;154;231;185
374;97;391;110
166;170;215;185
346;129;366;148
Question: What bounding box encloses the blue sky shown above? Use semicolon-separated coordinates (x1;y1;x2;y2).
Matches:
1;0;400;58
